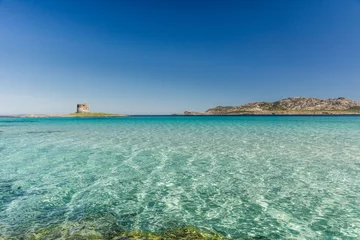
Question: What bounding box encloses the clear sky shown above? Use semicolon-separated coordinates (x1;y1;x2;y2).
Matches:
0;0;359;114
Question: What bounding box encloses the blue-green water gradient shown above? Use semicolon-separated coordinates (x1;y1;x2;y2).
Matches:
0;116;359;239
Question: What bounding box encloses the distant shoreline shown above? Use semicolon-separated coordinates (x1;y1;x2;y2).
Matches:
12;112;127;118
179;112;360;116
2;114;360;118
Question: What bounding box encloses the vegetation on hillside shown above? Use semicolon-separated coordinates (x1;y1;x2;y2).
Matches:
68;112;125;117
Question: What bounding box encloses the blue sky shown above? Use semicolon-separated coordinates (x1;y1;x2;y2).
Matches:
0;0;359;114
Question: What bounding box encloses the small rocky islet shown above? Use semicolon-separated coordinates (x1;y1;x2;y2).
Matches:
184;97;360;115
24;104;125;118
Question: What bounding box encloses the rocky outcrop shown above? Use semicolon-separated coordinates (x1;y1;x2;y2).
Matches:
184;97;360;115
183;111;209;115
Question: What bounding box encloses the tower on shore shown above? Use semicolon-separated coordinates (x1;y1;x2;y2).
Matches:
77;104;90;113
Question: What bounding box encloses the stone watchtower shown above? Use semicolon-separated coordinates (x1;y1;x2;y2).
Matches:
77;104;90;113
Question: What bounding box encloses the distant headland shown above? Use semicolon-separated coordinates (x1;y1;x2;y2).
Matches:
183;97;360;115
24;103;125;118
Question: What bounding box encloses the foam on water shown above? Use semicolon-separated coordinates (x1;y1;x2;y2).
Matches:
0;116;359;239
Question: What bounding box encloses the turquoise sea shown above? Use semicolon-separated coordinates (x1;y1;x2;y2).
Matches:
0;116;359;239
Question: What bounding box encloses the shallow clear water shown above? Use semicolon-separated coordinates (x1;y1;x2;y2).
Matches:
0;116;359;239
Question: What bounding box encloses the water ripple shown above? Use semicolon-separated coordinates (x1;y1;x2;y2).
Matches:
0;116;359;239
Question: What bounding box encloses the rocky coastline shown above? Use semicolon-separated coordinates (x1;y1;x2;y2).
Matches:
183;97;360;115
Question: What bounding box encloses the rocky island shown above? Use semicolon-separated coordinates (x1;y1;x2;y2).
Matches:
24;103;125;118
184;97;360;115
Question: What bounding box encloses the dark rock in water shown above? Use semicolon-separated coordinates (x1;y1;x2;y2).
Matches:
27;130;65;134
9;216;273;240
1;120;37;123
0;180;25;211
